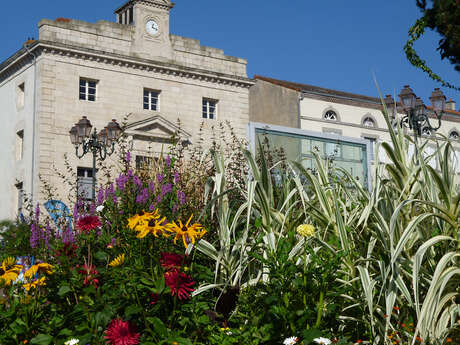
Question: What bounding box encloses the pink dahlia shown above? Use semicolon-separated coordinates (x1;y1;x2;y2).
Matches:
77;215;102;233
164;269;195;300
105;319;140;345
160;252;184;270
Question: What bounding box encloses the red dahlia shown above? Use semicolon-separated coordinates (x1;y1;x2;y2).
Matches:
164;269;195;300
160;252;184;270
105;319;140;345
77;215;102;233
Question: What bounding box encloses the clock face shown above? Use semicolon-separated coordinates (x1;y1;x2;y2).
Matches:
146;20;159;35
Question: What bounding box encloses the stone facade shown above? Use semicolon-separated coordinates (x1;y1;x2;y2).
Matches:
0;0;252;220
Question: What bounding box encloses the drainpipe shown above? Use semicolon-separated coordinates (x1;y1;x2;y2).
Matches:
298;92;304;128
23;43;37;205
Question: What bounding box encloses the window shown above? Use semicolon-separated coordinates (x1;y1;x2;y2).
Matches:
324;110;337;121
16;130;24;160
362;116;376;128
202;98;217;119
136;155;154;170
449;130;459;140
363;136;376;161
17;83;25;108
79;78;97;101
77;167;94;201
143;89;160;111
129;7;134;24
16;182;23;214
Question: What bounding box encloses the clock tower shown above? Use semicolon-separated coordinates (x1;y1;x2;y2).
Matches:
115;0;175;60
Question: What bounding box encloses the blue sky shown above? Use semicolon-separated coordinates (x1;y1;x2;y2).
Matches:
1;0;458;104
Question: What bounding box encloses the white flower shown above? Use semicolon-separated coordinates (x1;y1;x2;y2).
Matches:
314;337;332;345
64;339;79;345
283;336;299;345
96;205;104;212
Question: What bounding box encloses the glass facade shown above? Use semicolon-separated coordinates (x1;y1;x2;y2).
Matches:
252;124;370;187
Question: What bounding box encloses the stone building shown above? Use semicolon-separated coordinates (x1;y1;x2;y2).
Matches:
0;0;253;220
250;75;460;168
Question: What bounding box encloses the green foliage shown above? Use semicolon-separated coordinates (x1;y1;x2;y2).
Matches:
404;0;460;89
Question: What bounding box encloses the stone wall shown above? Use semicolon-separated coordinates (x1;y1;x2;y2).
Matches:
249;79;300;128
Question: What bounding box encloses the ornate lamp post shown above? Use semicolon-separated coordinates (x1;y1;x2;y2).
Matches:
69;116;121;201
384;86;447;160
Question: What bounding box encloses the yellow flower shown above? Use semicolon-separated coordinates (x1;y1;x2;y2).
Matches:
23;276;46;291
0;257;22;286
166;214;206;248
109;254;125;267
24;263;53;279
296;224;315;237
135;216;168;239
127;210;160;230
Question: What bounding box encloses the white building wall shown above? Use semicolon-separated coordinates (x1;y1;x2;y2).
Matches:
0;63;37;220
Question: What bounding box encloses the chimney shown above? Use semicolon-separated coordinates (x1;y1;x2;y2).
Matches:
446;98;456;111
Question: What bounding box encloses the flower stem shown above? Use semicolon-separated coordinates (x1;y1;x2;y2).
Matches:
314;290;325;328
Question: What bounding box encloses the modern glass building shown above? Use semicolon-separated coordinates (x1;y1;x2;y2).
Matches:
248;122;372;188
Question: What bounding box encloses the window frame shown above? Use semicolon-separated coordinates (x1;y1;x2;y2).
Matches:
16;130;24;161
77;167;95;201
202;98;218;120
79;78;98;102
143;89;160;111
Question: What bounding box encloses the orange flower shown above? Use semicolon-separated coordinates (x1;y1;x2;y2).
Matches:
446;338;453;343
393;306;400;311
356;340;363;344
416;336;423;342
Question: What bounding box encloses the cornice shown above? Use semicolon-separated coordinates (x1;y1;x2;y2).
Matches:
0;41;254;88
115;0;175;14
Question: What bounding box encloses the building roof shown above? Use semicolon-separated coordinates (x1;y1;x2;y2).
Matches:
254;75;460;118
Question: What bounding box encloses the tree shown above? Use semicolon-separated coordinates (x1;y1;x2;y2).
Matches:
404;0;460;90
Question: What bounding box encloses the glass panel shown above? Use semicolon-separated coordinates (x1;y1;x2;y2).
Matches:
88;81;96;88
144;103;149;110
80;79;86;86
79;93;86;100
88;88;96;95
88;95;95;101
255;128;368;187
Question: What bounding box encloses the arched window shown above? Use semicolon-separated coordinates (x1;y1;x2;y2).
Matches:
449;130;459;140
362;116;376;128
324;110;338;121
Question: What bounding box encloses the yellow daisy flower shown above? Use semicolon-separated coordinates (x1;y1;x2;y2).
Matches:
127;210;160;230
109;254;125;267
23;276;46;291
166;214;206;248
24;263;53;279
135;216;168;239
296;224;315;237
0;257;22;286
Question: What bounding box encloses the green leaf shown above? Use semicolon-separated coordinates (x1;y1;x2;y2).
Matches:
302;328;322;344
57;285;71;297
147;317;168;338
93;251;108;262
124;304;142;319
30;334;53;345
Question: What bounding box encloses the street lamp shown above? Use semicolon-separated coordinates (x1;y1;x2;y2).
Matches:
397;85;446;139
69;116;121;201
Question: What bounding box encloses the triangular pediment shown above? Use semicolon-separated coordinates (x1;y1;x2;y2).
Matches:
124;114;190;142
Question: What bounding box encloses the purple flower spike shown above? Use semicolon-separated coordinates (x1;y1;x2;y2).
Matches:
148;181;155;193
161;183;172;196
165;155;171;166
177;190;186;204
97;188;105;205
125;151;131;163
174;171;180;184
157;173;164;183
